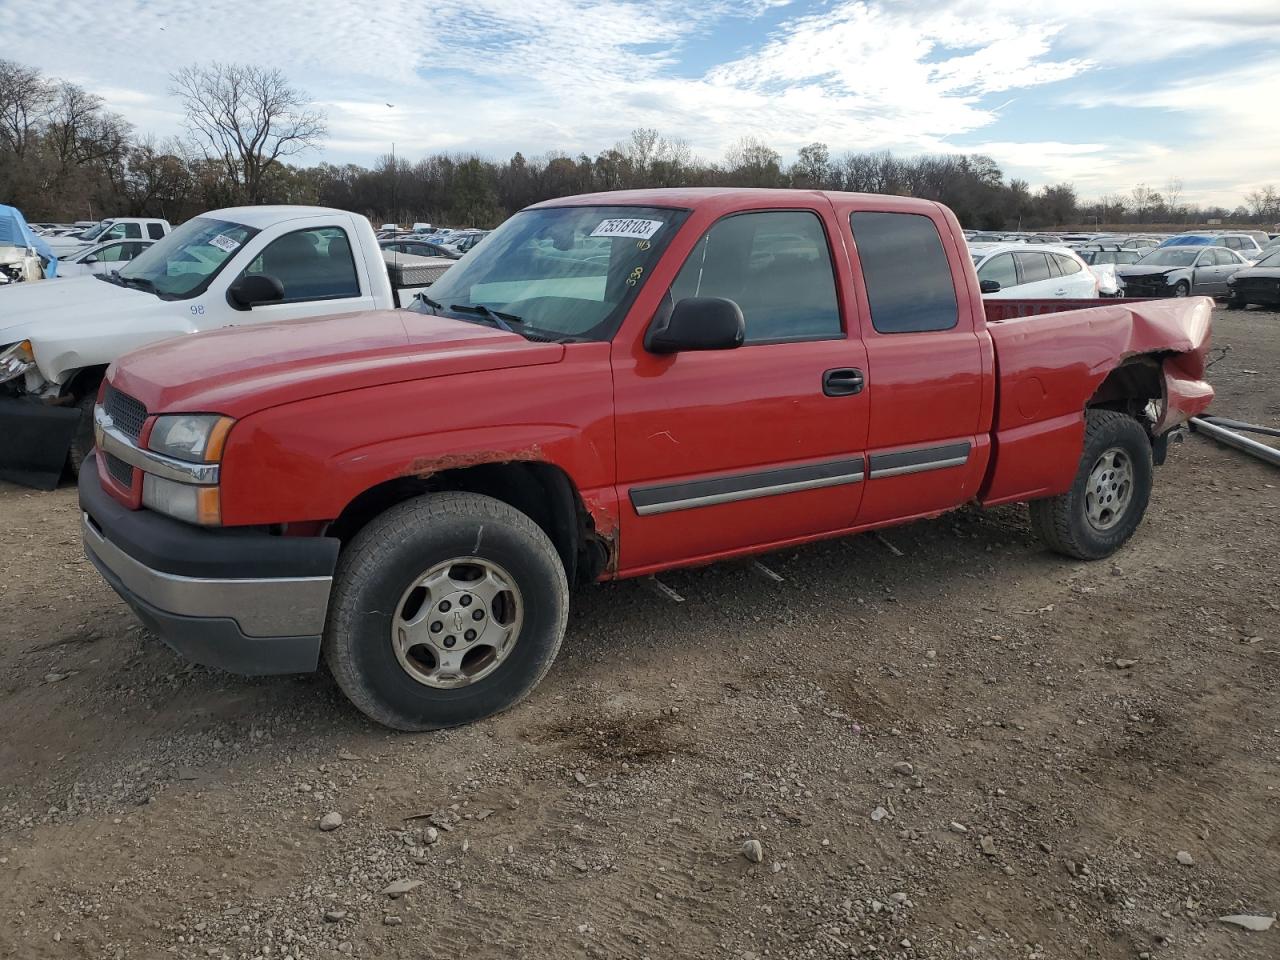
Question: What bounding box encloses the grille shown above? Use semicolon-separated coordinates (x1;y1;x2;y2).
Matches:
104;452;134;488
103;385;147;440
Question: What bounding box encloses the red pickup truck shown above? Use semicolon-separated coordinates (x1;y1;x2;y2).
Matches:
79;189;1214;730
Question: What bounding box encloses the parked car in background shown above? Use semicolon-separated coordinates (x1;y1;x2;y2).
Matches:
380;238;461;260
1226;249;1280;308
55;238;154;278
971;243;1098;299
1118;245;1250;298
1079;249;1143;267
0;206;438;489
443;230;488;254
1120;237;1161;250
1154;233;1264;261
44;218;171;256
78;187;1213;730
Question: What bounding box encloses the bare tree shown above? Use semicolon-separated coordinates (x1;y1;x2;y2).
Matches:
1163;178;1184;223
1130;183;1158;223
0;59;53;157
170;63;326;204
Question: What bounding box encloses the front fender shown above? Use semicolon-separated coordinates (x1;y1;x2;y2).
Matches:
216;356;617;530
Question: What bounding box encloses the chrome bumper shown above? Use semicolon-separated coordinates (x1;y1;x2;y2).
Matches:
82;512;332;638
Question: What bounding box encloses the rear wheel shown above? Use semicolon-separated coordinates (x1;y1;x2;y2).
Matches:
1029;410;1153;560
324;492;569;731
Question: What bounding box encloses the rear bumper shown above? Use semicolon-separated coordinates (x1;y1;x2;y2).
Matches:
79;456;340;675
0;396;81;490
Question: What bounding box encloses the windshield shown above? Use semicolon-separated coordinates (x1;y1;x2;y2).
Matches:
412;205;689;341
77;222;111;241
118;217;259;300
1157;235;1210;247
1137;248;1199;267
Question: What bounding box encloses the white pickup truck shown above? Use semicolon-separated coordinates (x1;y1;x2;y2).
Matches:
43;217;172;256
0;205;454;488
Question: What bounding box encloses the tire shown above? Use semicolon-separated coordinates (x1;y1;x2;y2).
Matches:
1226;297;1246;310
67;392;97;476
323;492;569;731
1172;281;1190;298
1028;410;1153;560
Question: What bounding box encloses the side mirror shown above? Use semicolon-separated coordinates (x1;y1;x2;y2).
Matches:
83;255;98;265
227;274;285;310
645;297;745;354
979;279;1001;294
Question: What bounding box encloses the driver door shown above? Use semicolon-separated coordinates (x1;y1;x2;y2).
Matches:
611;207;870;572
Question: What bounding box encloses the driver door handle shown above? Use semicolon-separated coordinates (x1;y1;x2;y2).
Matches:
823;368;864;397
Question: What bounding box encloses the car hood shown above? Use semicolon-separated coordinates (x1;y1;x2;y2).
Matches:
109;309;565;420
1230;266;1280;280
1116;265;1183;279
0;275;156;343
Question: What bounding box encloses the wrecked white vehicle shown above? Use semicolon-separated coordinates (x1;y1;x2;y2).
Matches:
0;203;57;285
0;205;454;489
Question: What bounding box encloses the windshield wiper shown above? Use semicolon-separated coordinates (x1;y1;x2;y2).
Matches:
118;274;157;294
449;303;524;333
416;293;443;312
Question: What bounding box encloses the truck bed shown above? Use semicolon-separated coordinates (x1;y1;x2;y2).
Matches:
983;297;1155;322
979;296;1214;506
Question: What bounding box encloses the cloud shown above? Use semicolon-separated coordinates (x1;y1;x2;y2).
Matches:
1;1;1276;205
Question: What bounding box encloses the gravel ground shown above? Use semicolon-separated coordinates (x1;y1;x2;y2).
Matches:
1;305;1277;960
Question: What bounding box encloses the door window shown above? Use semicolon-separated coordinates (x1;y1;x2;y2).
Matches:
1212;249;1237;266
849;212;958;333
670;211;841;343
95;241;144;263
240;227;360;302
147;223;166;240
124;223;142;239
1053;253;1083;275
977;253;1018;288
1014;252;1052;284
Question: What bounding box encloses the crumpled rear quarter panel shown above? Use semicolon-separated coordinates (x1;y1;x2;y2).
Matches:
981;298;1213;505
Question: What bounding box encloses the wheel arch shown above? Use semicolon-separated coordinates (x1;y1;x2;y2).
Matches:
326;460;612;585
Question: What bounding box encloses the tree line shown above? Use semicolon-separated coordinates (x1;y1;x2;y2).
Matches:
3;58;1277;231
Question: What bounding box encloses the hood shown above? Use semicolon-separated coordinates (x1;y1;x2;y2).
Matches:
1230;265;1280;280
110;309;565;419
1117;265;1183;279
0;275;154;344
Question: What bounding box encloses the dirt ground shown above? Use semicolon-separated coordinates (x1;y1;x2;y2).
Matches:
1;306;1277;960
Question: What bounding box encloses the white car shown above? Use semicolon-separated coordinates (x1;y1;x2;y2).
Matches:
55;238;154;278
970;243;1099;299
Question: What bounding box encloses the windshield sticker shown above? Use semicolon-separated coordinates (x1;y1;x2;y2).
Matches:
590;218;664;241
208;234;241;254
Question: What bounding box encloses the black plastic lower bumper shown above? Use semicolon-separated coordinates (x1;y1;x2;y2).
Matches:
79;455;341;675
0;396;81;490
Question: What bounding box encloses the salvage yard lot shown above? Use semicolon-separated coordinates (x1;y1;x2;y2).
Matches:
1;306;1277;960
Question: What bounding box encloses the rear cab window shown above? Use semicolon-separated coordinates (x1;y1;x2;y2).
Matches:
849;212;958;333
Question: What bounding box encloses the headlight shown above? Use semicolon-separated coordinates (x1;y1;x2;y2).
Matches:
142;474;221;525
0;340;35;385
147;414;234;463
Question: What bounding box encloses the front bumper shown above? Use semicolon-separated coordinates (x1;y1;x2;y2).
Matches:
79;456;341;675
0;395;81;490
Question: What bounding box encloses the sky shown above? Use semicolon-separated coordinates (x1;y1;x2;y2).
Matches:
2;0;1277;208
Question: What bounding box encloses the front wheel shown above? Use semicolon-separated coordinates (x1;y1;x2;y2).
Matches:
324;492;569;731
67;392;97;476
1172;281;1190;298
1029;410;1154;560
